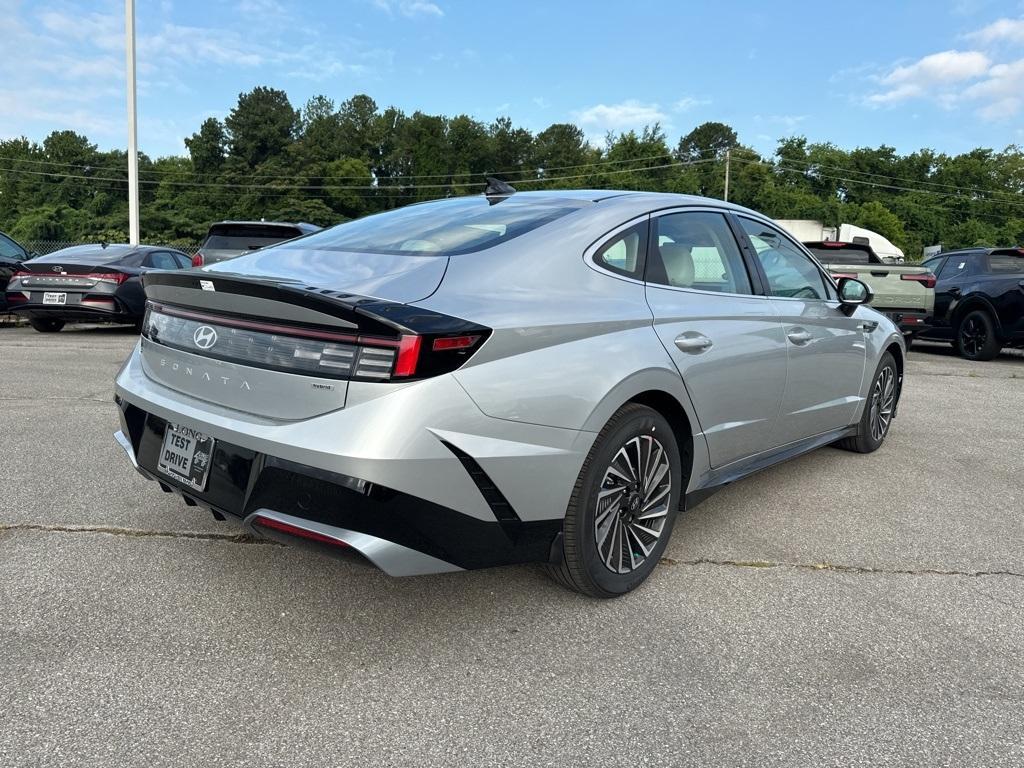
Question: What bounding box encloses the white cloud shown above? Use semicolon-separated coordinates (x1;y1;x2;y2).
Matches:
867;50;990;104
574;100;668;133
755;114;807;132
967;17;1024;44
964;57;1024;119
372;0;443;17
673;96;710;112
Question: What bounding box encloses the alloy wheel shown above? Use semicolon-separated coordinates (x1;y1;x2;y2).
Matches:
594;435;672;574
960;316;986;358
869;364;896;442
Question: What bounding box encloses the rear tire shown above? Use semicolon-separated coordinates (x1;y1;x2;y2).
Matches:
547;403;683;598
835;352;897;454
29;317;65;333
956;310;1001;361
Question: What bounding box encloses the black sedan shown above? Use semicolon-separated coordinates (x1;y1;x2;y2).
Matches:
0;230;31;314
4;244;192;332
918;247;1024;360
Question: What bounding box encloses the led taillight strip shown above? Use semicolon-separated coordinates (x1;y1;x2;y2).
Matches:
148;302;402;348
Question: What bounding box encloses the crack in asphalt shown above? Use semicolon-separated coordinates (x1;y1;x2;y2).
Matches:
0;523;276;546
658;556;1024;579
1;526;1019;580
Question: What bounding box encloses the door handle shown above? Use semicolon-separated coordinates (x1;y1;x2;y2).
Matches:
786;329;813;345
674;333;713;353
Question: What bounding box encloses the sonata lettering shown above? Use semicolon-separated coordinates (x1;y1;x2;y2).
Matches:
158;358;252;390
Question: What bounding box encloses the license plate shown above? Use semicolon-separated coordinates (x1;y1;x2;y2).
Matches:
156;422;215;492
42;292;67;305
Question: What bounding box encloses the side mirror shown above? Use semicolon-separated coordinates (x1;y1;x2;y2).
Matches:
837;277;872;307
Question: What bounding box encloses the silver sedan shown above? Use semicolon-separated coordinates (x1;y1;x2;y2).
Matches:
113;189;904;597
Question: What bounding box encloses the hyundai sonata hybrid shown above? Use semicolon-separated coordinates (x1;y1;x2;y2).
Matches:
113;189;904;597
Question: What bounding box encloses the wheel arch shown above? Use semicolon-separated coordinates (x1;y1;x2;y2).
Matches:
953;294;1001;330
884;339;905;413
581;368;705;493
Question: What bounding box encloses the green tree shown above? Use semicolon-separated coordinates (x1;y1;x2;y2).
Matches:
224;87;298;167
185;118;226;174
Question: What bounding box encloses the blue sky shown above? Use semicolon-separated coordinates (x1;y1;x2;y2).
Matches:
2;0;1023;158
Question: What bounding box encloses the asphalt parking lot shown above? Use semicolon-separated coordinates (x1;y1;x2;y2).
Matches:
1;325;1022;767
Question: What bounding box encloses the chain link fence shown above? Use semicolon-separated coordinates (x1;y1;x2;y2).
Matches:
23;240;201;256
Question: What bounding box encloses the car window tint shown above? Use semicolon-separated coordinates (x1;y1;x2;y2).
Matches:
988;253;1024;272
807;247;872;265
738;218;827;300
922;257;943;273
172;252;191;268
938;256;968;278
594;223;646;278
146;251;180;270
0;233;25;260
646;212;752;294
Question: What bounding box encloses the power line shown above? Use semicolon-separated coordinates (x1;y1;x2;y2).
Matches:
0;157;718;191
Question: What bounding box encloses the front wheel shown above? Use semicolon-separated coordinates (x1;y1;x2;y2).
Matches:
548;403;683;598
836;352;898;454
956;310;1001;361
29;317;65;333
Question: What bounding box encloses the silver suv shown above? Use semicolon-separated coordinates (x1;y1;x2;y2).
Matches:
114;190;904;597
193;220;321;266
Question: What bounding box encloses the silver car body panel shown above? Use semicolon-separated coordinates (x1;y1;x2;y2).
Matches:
114;191;904;575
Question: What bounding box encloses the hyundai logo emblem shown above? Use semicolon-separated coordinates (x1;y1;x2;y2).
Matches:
193;325;218;350
51;265;64;273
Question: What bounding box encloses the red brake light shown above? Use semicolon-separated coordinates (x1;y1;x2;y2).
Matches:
191;252;204;267
432;335;481;351
822;241;848;248
252;515;349;548
89;272;128;284
901;273;936;289
831;272;859;280
393;335;422;378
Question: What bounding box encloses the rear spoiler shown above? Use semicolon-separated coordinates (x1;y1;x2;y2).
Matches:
142;271;484;338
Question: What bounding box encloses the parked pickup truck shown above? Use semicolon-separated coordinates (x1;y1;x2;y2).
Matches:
804;240;935;340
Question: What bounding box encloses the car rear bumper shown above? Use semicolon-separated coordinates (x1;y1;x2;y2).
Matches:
113;345;589;575
882;310;930;335
6;297;137;323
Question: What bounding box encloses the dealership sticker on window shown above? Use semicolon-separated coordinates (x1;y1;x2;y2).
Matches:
199;280;215;291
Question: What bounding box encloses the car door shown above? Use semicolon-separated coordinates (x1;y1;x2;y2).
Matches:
933;252;978;326
734;216;867;446
643;209;788;468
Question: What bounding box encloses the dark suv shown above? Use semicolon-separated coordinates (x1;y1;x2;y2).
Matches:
192;221;321;266
918;247;1024;360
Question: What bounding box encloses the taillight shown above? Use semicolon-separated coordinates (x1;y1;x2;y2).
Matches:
191;252;204;267
831;272;859;280
89;272;129;285
141;303;490;382
901;273;936;289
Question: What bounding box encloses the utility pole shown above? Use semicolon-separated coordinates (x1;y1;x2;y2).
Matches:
723;148;731;203
125;0;140;245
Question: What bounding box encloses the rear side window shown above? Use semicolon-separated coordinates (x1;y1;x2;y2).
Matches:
0;233;25;260
285;197;581;256
594;223;647;278
146;251;181;270
989;252;1024;272
647;212;752;294
203;224;300;252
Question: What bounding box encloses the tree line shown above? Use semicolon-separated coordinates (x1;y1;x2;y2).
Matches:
1;86;1022;259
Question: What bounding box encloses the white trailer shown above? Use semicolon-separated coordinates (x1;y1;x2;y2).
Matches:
775;219;906;263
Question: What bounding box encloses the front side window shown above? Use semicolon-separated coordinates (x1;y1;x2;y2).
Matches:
147;251;180;270
738;218;828;300
646;211;752;294
594;222;646;277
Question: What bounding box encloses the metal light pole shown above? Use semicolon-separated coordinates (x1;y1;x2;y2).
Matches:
125;0;140;245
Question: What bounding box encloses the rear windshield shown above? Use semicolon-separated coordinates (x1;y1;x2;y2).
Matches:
203;224;301;251
808;247;872;265
281;197;582;256
30;248;133;264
